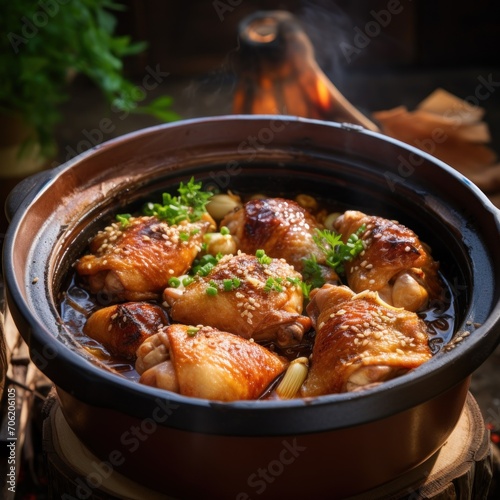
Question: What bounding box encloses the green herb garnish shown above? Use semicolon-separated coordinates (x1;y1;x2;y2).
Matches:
220;226;230;235
264;277;283;293
182;276;194;287
312;225;366;274
142;177;212;225
116;213;131;227
286;276;311;299
301;225;366;291
187;327;199;336
191;253;222;277
168;277;181;288
256;249;272;265
301;255;326;290
223;277;241;291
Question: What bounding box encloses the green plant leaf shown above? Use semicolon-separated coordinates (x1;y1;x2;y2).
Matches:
0;0;177;157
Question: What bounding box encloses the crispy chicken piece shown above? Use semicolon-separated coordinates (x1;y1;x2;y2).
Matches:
136;324;288;401
163;252;311;347
75;213;216;302
83;302;169;360
301;284;432;396
221;198;338;283
334;210;442;311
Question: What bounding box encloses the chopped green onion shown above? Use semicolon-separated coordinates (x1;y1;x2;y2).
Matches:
168;277;181;288
187;326;199;336
198;263;215;277
256;249;272;265
182;276;194;287
206;286;218;296
220;226;230;235
116;213;131;227
264;277;283;293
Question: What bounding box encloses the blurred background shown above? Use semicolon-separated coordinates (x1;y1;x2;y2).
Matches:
51;0;500;162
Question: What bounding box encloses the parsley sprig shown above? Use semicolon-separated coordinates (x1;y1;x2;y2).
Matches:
302;225;366;290
142;178;212;225
312;225;366;274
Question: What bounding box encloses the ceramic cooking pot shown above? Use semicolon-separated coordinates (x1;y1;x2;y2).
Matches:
4;116;500;499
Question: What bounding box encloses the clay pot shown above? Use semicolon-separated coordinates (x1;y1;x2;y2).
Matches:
3;116;500;498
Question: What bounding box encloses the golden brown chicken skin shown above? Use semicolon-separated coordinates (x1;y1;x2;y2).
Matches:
221;198;338;283
83;302;169;360
163;252;311;347
301;284;432;396
333;210;442;312
136;324;288;401
75;213;216;302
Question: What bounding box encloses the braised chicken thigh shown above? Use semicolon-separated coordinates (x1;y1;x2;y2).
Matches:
84;302;169;360
301;284;432;396
333;210;442;311
136;324;288;401
221;198;339;283
76;214;216;302
163;252;311;347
